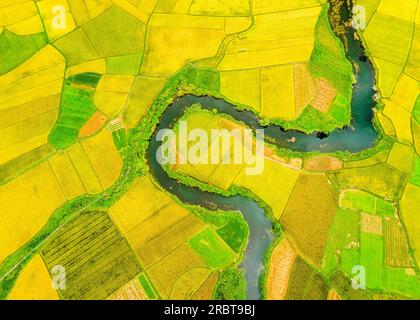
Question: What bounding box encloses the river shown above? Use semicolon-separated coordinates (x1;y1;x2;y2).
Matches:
146;2;377;300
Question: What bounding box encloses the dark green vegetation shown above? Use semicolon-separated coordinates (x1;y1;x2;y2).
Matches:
189;228;235;269
0;30;47;75
139;273;157;299
285;256;329;300
0;144;55;184
48;73;101;149
213;268;246;300
40;211;141;300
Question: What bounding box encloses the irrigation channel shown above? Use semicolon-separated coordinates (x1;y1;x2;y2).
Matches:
146;2;377;300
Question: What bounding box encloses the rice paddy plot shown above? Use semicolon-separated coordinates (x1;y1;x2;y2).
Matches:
48;73;101;150
189;227;236;270
40;211;141;300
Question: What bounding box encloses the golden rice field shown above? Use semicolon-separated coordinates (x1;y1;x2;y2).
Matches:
2;0;420;302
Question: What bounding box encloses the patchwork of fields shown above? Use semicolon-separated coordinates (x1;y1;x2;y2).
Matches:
0;0;419;302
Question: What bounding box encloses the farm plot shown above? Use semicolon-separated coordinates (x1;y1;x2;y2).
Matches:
362;0;418;96
323;208;360;275
339;189;396;217
146;244;207;298
8;254;58;300
107;277;149;300
191;272;219;300
280;174;337;267
0;1;44;36
400;183;420;265
110;175;173;232
267;237;297;300
218;6;322;70
0;45;64;166
189;228;236;269
0;161;66;264
135;214;205;268
94;74;134;117
122;76;167;128
0;30;46;75
40;211;141;300
331;163;407;200
141;14;226;76
234;159;300;219
79;128;123;189
285;256;329;300
384;218;413;268
169;267;212;299
189;0;250;16
49;72;101;149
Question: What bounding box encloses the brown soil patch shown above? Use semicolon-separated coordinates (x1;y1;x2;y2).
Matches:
294;63;316;115
107;278;148;300
327;289;342;300
304;155;343;171
361;212;383;236
79;111;108;138
267;238;296;300
311;79;337;113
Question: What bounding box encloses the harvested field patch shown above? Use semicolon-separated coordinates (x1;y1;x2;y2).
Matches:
281;174;337;267
304;155;342;171
294;63;316;115
384;218;413;268
311;79;337;113
79;111;108;138
107;277;148;300
40;211;141;300
267;238;296;300
360;212;382;236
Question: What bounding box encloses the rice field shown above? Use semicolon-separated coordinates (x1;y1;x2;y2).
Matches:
40;211;141;300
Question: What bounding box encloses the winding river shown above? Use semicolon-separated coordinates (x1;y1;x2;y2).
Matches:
146;3;378;300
